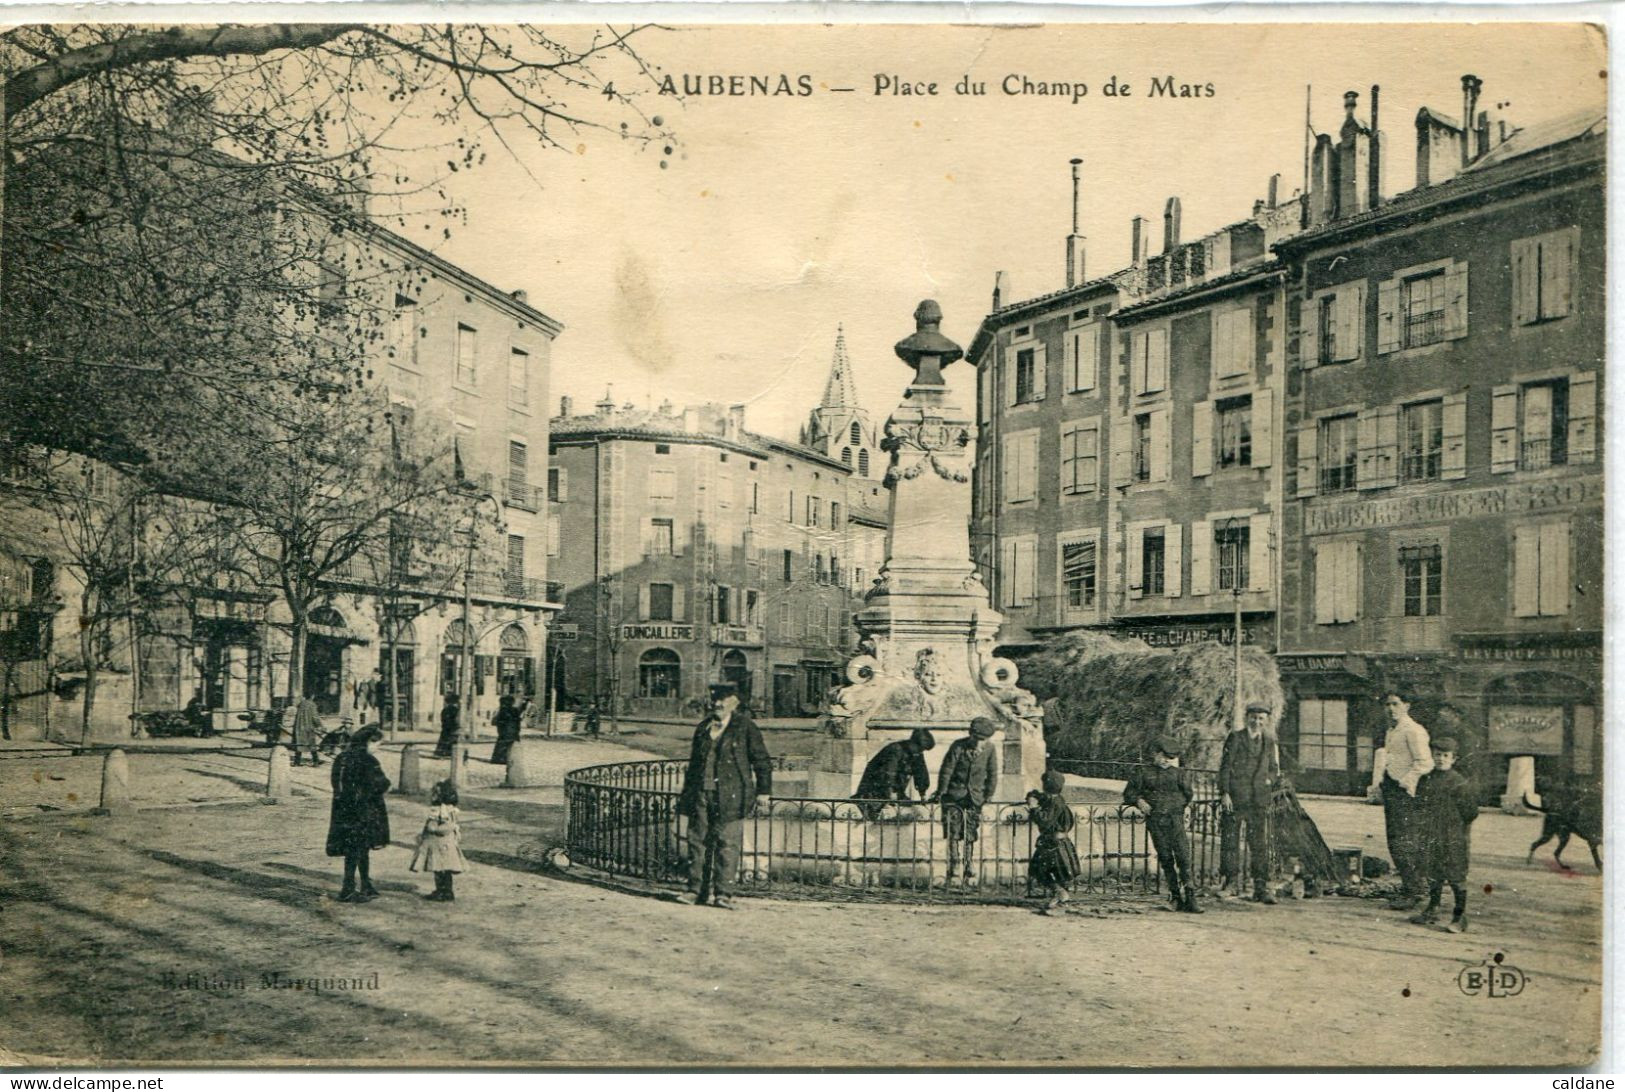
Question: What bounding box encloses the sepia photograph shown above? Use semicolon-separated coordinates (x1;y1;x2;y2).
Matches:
0;15;1609;1069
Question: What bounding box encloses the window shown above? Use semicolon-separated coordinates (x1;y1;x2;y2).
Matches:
1059;422;1099;495
782;550;793;583
715;585;733;624
1141;528;1166;597
814;554;827;584
1400;544;1442;617
1131;328;1169;395
1313;539;1361;624
547;465;567;503
1401;270;1447;349
1212;307;1253;380
1003;431;1039;503
1000;536;1037;608
1216;523;1250;592
391;293;419;370
1014;347;1039;404
858;450;870;476
1513;522;1570;618
1319;415;1358;493
831;502;841;527
455;324;477;386
746;589;760;626
1520;380;1569;470
505;535;525;584
717;473;732;509
1297;699;1349;771
508;347;529;406
1307;282;1365;367
508;441;529;496
648;467;676;502
1317;296;1338;365
1216;396;1253;469
637;649;681;699
1512;228;1577;325
1062;539;1097;609
654;443;671;455
1400;400;1444;482
1066;324;1099;393
750;482;759;514
841;447;852;466
648;583;675;621
1132;413;1154;483
787;489;796;522
850;421;862;444
646;518;674;556
807;496;820;528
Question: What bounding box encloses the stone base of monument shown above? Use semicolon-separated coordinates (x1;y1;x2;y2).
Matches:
808;726;1045;804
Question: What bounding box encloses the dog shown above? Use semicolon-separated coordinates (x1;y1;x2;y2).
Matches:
1525;788;1603;871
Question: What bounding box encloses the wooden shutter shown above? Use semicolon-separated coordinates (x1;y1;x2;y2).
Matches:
1150;408;1171;482
1031;344;1048;401
1335;284;1364;362
1441;393;1468;479
1191;402;1214;477
1018;539;1038;605
1547;229;1576;320
1071;326;1098;392
672;584;686;622
1082;426;1100;493
1210;311;1230;382
1337;541;1362;623
1164;522;1183;598
1444;262;1470;340
1300;294;1319;371
1313;543;1335;623
1127;525;1145;599
1110;418;1132;488
1249;512;1272;593
1371;405;1399;488
1511;237;1538;326
1189;519;1212;597
673;517;689;558
1540;521;1570;616
638;584;651;621
1001;437;1017;498
1376;279;1401;354
1130;332;1147;394
1490;385;1520;474
1148;328;1169;392
1356;409;1379;489
1295;423;1320;498
1568;372;1597;465
1222;308;1253;378
1253;388;1274;469
1512;526;1540;618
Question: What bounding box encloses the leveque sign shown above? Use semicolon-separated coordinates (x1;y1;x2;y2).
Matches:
1305;477;1600;536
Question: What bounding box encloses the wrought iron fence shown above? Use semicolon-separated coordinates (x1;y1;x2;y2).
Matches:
563;758;1231;903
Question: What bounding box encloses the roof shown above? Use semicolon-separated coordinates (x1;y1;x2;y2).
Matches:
1416;106;1463;132
965;271;1127;363
1112;258;1285;322
1467;107;1606;171
549;409;853;472
819;326;861;410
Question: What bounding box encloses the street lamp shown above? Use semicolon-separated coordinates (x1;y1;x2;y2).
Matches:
457;486;502;742
1217;515;1247;736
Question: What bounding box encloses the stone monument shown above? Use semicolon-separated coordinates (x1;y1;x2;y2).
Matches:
808;300;1045;801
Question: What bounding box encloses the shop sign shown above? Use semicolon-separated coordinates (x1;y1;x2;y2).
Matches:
1487;705;1564;755
711;624;762;647
621;623;696;642
552;623;579;642
1460;644;1601;663
1118;623;1268;649
1276;654;1355;674
1305;476;1600;536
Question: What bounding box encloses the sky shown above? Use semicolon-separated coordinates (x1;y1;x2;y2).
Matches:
405;21;1606;441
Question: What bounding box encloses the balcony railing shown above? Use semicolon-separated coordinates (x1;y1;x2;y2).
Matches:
468;572;553;603
1319;463;1357;494
1519;437;1567;471
503;481;541;512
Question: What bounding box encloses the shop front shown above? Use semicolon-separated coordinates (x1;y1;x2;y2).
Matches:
1276;654;1384;796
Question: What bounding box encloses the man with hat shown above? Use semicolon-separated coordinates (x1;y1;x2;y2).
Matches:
1219;701;1281;903
675;682;773;909
930;716;1002;886
1124;733;1202;913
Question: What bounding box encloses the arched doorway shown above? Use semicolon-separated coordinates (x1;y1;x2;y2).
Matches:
377;616;416;730
637;648;681;700
440;618;471;698
304;605;349;714
498;623;532;696
721;649;750;700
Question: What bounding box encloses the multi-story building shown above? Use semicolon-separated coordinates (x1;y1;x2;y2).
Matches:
548;390;884;720
1275;82;1604;795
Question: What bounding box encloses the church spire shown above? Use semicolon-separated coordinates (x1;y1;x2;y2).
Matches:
820;325;861;410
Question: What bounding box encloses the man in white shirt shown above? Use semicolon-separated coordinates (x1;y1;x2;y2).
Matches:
1378;689;1434;910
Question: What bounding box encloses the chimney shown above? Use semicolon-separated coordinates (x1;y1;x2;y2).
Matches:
1476;110;1491;159
1131;216;1148;264
1162;197;1182;254
727;404;746;438
681;406;701;433
1461;75;1482;166
595;388;615;415
992;271;1011;311
510;289;528;305
1267;173;1281;208
1065;158;1088;289
559;395;573;417
1368;85;1382;210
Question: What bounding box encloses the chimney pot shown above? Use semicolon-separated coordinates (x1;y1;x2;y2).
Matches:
1461;74;1482;167
1131;216;1148;263
992;270;1011;311
1162;197;1182;254
559;395;573;417
1267;173;1281;208
1344;90;1359;115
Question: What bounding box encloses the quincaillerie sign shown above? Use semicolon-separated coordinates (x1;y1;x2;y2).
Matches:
1487;705;1564;755
1305;476;1600;535
620;623;696;642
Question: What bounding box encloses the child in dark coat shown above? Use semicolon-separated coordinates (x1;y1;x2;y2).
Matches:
1124;734;1202;913
1410;737;1479;933
1026;770;1081;914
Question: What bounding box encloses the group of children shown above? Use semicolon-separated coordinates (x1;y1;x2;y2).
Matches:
1024;733;1481;928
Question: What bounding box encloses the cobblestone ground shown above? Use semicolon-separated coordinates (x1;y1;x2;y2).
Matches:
0;742;1601;1067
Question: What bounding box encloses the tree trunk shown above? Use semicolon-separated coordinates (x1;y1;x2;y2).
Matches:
286;612;307;706
78;591;98;747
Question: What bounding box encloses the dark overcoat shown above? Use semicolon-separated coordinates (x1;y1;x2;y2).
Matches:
326;747;392;857
676;712;773;823
1219;730;1280;808
1416;766;1479;883
853;740;929;802
291;697;322;749
1124;763;1193;823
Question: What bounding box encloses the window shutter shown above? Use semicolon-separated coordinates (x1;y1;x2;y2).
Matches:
1372;405;1399;488
1130;332;1146;394
1006;347;1019;407
1110;419;1133;488
1511;237;1538;326
1376;279;1401;354
673;583;687;622
1209;311;1229;383
673;518;689;558
1540;521;1570;616
1444;262;1470;340
1082;426;1100;493
1313;543;1335;624
1164;522;1183;598
1356;409;1379;489
1253;388;1274;469
1249;512;1272;593
1023;432;1039;500
547;513;561;557
1019;539;1038;604
1148;328;1169;392
1339;542;1362;623
1490;385;1520;474
1031;344;1048;401
1300;295;1320;371
1568;372;1597;465
1191;402;1214;477
979;366;992;424
1225;308;1254;377
1150;408;1171;482
1548;229;1576;319
1335;284;1364;361
1001;437;1017;499
638;584;651;621
1441;392;1469;479
1127;525;1145;599
1189;519;1212;597
1512;526;1540;618
1295;423;1320;498
1071;326;1098;392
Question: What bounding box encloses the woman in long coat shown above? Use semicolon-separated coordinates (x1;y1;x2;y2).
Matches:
290;695;323;767
326;725;391;902
489;693;522;765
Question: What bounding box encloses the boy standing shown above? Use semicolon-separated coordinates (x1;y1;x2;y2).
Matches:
1124;734;1202;913
1410;737;1479;933
932;717;1001;886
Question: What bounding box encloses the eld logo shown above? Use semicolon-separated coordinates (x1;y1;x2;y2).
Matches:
1458;954;1527;998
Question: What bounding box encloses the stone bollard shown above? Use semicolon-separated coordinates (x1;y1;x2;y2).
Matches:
504;739;545;788
265;745;291;803
96;749;134;815
398;744;422;795
450;743;469;792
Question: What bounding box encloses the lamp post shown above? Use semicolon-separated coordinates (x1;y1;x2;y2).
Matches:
1218;515;1246;735
458;487;500;742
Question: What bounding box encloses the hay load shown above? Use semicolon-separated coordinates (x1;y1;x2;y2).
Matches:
1016;632;1285;771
